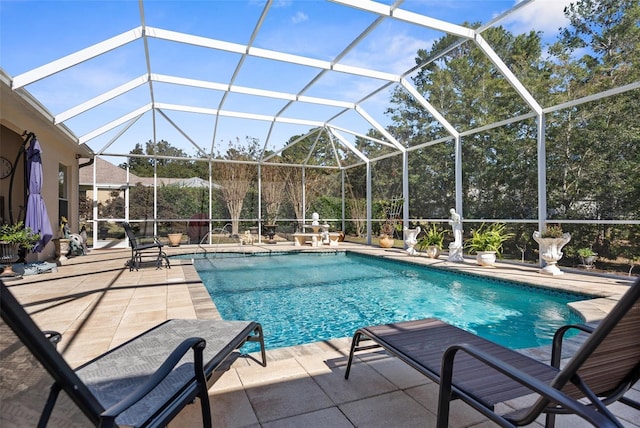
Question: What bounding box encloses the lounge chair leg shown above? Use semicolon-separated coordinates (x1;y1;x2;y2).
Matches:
344;332;362;379
38;383;61;428
194;342;212;428
545;412;556;428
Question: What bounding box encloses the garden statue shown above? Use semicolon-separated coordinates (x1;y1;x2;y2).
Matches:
404;226;421;256
448;208;465;262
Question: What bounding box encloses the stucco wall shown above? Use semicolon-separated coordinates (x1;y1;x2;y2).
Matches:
1;79;92;261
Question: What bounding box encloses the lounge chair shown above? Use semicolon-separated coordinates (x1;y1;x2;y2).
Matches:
122;222;170;271
0;281;266;428
345;277;640;427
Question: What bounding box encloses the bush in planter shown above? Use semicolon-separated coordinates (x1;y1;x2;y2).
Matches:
540;224;564;238
465;222;514;257
0;222;41;251
1;222;40;275
577;247;598;267
416;223;446;257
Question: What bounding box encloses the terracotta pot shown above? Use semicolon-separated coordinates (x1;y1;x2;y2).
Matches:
168;233;183;247
379;236;394;248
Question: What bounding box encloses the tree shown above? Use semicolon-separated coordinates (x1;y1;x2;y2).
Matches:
121;140;208;178
387;25;548;220
546;0;640;259
212;137;260;235
261;164;288;224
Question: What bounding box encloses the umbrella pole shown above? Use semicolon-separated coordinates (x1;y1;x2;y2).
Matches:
7;131;35;225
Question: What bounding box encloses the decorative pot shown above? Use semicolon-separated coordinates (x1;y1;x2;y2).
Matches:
379;236;394;248
579;254;597;269
168;233;183;247
532;232;571;275
475;251;497;267
58;238;71;264
0;241;21;277
424;245;441;259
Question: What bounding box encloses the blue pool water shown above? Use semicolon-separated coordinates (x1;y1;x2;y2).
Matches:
186;252;586;350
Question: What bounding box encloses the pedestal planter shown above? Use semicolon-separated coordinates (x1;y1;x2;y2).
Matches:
167;233;183;247
0;242;21;278
533;231;571;275
404;226;420;256
58;238;71;264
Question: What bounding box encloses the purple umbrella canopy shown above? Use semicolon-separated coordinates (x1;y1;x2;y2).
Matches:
25;139;53;252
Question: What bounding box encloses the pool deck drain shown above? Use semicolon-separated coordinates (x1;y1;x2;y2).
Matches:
5;242;639;427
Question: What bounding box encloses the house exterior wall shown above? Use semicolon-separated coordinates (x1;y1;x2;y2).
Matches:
1;79;92;261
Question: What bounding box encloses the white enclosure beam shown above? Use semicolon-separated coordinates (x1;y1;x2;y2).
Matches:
474;33;543;115
400;78;459;137
355;105;404;152
145;26;400;83
79;104;151;144
55;75;149;124
12;27;143;89
331;0;475;39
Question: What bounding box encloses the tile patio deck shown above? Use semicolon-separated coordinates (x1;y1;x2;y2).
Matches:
3;241;639;427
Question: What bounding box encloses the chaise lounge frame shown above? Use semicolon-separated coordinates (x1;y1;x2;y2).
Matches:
1;281;266;428
345;277;640;427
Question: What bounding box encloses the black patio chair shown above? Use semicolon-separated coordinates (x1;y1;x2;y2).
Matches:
0;281;266;427
121;222;170;271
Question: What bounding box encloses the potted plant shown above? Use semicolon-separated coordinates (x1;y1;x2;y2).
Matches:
532;225;571;275
377;198;403;248
378;220;396;248
465;222;513;267
0;222;40;277
577;247;597;269
416;223;446;258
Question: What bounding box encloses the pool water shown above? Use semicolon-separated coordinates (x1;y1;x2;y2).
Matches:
189;252;585;351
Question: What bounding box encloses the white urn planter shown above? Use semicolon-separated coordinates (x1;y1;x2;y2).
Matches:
533;231;571;275
404;226;420;256
475;251;497;267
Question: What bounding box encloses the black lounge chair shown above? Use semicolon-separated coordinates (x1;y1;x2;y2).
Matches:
122;222;170;271
0;281;266;428
345;277;640;427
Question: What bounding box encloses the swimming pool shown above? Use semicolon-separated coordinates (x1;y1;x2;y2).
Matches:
186;252;586;351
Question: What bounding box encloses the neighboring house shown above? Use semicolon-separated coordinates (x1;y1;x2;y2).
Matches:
0;71;92;262
79;156;217;209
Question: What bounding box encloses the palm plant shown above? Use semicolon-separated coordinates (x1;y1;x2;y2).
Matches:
465;223;513;257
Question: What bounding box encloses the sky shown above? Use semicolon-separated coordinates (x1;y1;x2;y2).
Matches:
0;0;573;160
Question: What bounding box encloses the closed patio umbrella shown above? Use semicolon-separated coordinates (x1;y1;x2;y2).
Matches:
25;139;53;252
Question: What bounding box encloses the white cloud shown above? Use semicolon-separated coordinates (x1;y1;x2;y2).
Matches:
291;11;309;24
502;0;573;38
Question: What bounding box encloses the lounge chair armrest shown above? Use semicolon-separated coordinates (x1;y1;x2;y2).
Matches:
99;337;206;428
438;343;623;428
551;323;595;367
